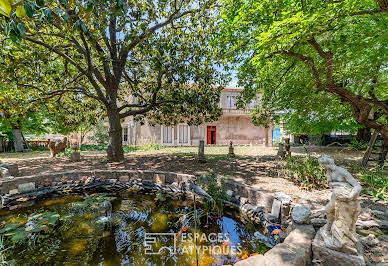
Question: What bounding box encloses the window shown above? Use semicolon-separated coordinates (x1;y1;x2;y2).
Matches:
123;127;128;142
163;126;173;143
178;125;188;143
226;95;236;109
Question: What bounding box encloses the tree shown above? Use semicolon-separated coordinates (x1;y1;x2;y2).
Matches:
218;0;388;157
0;0;227;161
0;40;102;151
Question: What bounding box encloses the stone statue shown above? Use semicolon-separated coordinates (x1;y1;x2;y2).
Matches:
228;141;235;157
313;156;365;266
48;137;68;157
70;143;81;162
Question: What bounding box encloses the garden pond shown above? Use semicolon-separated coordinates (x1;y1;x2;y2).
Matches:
0;191;271;265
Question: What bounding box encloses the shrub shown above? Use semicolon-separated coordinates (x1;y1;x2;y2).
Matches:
283;156;326;190
80;144;107;151
122;144;163;153
197;173;229;215
29;146;48;151
57;148;76;158
80;144;163;153
349;138;368;151
359;167;388;202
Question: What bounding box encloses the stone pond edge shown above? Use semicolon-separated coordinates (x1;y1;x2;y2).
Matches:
0;169;312;266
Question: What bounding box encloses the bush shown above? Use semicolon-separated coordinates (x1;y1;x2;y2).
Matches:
80;144;107;151
29;146;48;151
80;144;163;152
122;144;163;153
349;138;368;151
283;156;326;190
359;167;388;202
197;173;229;215
57;148;76;158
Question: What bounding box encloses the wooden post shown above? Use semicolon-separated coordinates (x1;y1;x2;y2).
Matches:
361;131;379;167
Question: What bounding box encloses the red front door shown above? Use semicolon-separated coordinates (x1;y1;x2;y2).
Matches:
207;126;216;144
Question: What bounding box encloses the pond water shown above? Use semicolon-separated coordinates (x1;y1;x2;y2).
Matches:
0;191;269;265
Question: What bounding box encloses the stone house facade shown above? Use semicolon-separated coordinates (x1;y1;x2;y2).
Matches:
120;87;274;146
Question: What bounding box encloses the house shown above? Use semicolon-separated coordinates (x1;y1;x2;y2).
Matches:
120;87;275;146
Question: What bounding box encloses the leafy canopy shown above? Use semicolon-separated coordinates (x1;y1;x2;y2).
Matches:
217;0;387;135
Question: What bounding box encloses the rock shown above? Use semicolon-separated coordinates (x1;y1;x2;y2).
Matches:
263;242;309;266
311;218;326;229
291;205;311;224
84;176;94;185
377;235;388;243
311;209;326;219
240;197;249;205
274;192;292;205
7;164;19;176
263;213;278;223
361;234;379;247
0;167;11;178
357;219;388;231
18;182;36;193
371;209;388;220
313;233;366;266
119;175;129;182
153;174;165;184
235;254;266;266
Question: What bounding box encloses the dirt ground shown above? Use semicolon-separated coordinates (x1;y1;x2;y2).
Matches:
1;145;385;211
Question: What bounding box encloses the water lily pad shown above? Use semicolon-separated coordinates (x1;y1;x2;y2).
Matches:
0;222;21;233
10;230;28;241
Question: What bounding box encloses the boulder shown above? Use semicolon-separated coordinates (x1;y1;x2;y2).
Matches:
291;205;311;224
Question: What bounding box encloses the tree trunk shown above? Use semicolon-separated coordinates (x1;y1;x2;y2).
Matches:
10;123;24;152
356;127;371;142
106;107;124;161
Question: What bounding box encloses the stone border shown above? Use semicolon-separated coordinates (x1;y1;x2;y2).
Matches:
0;170;313;265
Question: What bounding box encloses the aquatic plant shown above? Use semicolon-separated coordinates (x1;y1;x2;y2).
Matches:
0;236;9;264
0;211;59;241
72;193;116;210
197;173;230;216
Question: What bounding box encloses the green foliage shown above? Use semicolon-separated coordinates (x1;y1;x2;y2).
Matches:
86;119;109;146
0;0;228;161
56;148;76;158
217;0;388;136
71;194;116;209
359;167;388;202
80;144;163;153
349;138;368;151
283;156;326;190
0;211;59;241
0;236;8;265
197;173;229;215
